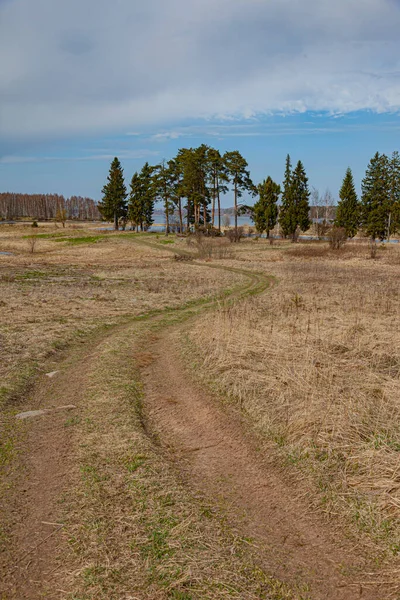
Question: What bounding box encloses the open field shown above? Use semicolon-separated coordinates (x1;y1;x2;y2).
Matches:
0;223;245;406
1;223;400;599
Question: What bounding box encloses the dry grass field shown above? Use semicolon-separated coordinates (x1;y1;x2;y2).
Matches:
187;239;400;556
0;223;243;406
2;223;400;599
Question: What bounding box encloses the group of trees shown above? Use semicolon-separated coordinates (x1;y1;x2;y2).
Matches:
0;193;99;222
99;147;255;234
100;148;400;242
100;149;312;239
336;152;400;240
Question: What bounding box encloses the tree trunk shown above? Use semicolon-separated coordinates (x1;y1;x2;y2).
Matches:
165;199;169;236
211;175;216;228
114;211;118;230
178;197;183;234
234;183;238;235
217;183;221;232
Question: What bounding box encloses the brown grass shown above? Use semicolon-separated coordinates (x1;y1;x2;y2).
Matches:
0;225;245;407
186;240;400;554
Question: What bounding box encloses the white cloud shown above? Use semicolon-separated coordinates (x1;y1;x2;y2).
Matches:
1;0;400;140
151;131;183;142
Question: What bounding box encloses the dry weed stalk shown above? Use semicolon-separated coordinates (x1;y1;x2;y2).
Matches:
27;235;38;254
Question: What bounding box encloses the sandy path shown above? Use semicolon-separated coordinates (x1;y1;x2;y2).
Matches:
141;327;383;600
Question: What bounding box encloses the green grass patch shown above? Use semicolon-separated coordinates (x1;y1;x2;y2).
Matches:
55;236;105;245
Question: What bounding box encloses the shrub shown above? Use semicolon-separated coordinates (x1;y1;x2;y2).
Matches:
225;226;244;243
328;226;347;250
191;235;232;259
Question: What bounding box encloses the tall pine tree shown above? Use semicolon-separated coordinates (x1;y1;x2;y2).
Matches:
389;151;400;237
335;167;359;237
253;176;280;237
99;157;127;230
127;162;156;232
154;160;175;235
361;152;390;240
128;172;142;231
224;150;255;236
207;148;228;231
279;156;310;241
279;154;295;239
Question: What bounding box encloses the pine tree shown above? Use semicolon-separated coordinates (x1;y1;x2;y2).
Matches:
389;151;400;236
253;176;280;237
140;162;156;230
98;157;127;230
128;172;142;231
279;156;310;241
177;146;211;230
127;163;156;232
279;154;296;238
207;148;228;231
154;160;175;235
335;167;359;237
224;150;255;236
361;152;390;240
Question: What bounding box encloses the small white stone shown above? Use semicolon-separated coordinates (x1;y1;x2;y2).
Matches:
16;410;47;420
46;371;59;378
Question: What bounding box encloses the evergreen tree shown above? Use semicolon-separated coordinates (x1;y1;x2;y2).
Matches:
224;150;255;236
128;172;142;231
389;151;400;236
361;152;390;240
279;156;310;240
279;154;295;238
207;148;228;231
167;157;185;233
140;162;156;230
154;160;175;235
335;167;359;237
292;161;311;233
178;145;210;230
127;162;156;232
98;157;127;230
253;176;280;237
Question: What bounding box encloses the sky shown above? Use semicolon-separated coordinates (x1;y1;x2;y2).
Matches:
1;0;400;207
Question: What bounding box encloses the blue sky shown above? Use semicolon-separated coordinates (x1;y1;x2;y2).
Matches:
1;0;400;207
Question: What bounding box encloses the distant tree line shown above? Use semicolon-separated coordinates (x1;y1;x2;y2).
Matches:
4;147;399;243
0;193;100;222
